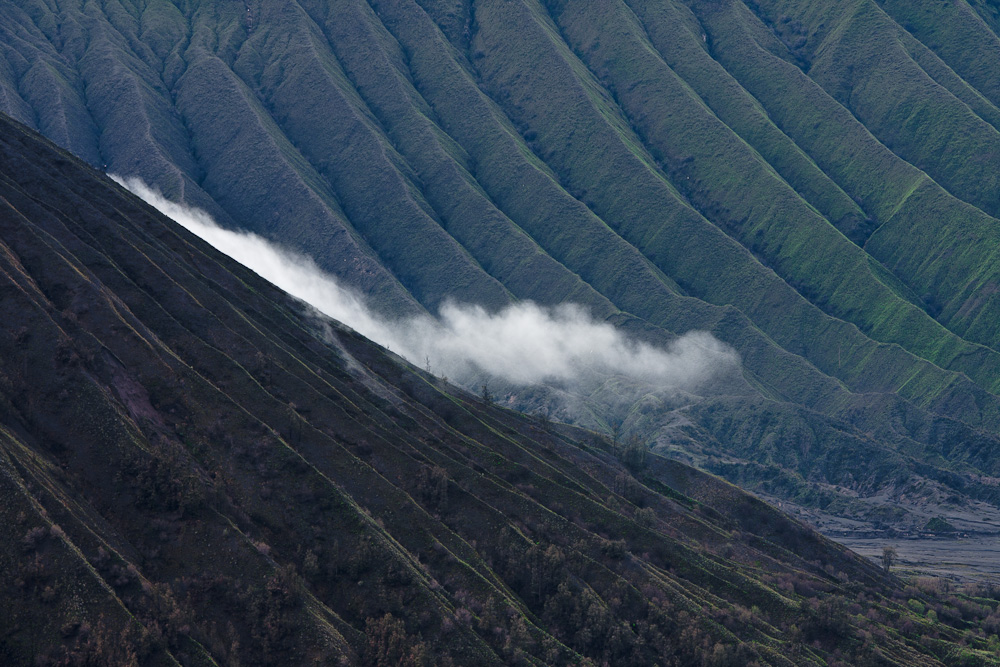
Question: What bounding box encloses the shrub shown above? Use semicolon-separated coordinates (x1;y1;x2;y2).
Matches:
635;507;656;529
364;614;428;667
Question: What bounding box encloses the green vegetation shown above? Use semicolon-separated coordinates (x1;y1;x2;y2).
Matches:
925;518;958;534
1;113;998;664
4;0;1000;544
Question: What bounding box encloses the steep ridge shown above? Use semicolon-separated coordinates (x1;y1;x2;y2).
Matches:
4;0;1000;536
7;113;1000;665
700;0;1000;349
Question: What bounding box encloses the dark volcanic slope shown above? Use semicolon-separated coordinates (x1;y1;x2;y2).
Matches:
2;116;999;665
5;1;1000;531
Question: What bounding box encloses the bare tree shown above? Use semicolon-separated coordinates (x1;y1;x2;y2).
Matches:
610;419;623;454
481;381;493;405
535;408;551;431
882;546;898;574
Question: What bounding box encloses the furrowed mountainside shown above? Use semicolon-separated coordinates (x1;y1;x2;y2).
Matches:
4;1;1000;535
8;112;1000;666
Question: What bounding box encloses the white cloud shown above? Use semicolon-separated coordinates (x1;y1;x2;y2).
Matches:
113;175;739;395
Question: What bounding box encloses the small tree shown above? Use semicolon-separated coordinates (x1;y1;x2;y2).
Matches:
364;613;427;667
882;546;898;574
620;434;648;472
535;408;551;431
610;420;623;453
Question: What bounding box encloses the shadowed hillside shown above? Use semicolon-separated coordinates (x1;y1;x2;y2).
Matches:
4;110;1000;665
4;0;1000;537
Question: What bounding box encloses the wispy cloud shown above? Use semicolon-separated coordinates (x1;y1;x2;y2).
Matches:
113;175;739;396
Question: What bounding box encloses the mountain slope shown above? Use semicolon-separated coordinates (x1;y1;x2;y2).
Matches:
4;109;1000;666
5;0;1000;534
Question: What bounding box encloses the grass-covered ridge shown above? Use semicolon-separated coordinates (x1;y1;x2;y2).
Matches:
7;112;1000;665
4;0;1000;535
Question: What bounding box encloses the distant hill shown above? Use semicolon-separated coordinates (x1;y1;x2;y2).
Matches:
4;0;1000;535
2;110;999;666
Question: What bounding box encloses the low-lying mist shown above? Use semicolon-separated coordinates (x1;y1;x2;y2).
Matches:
113;175;739;411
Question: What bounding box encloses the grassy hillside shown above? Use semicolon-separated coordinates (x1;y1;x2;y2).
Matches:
8;113;1000;665
4;0;1000;536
